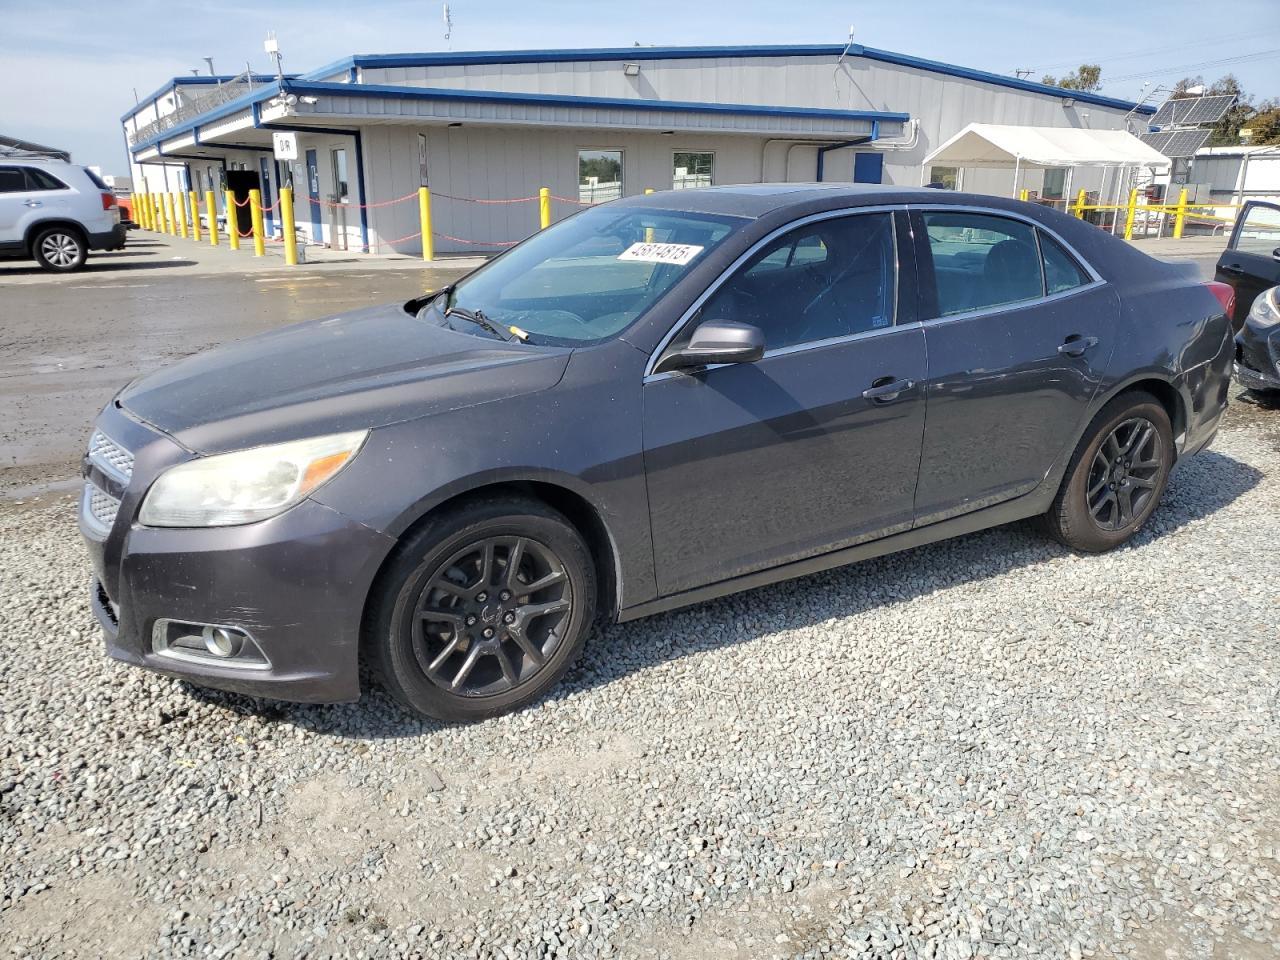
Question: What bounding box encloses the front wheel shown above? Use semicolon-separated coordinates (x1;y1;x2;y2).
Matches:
367;497;597;722
32;227;88;272
1042;392;1174;552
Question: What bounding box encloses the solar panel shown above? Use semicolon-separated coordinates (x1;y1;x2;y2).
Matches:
1140;128;1212;158
1150;95;1235;127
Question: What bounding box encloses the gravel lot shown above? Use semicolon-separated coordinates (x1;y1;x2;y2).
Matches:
2;397;1279;960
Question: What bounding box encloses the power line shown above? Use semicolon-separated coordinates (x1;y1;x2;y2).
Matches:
1027;28;1280;74
1102;48;1280;86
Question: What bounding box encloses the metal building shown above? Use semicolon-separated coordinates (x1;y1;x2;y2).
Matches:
121;44;1154;254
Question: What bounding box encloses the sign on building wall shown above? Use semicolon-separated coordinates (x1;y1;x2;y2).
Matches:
273;132;298;161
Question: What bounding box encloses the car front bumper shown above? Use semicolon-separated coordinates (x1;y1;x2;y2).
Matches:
81;403;395;704
1234;320;1280;393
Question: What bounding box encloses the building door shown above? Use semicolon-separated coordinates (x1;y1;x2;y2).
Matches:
305;148;322;244
258;157;275;237
329;147;350;251
853;152;884;184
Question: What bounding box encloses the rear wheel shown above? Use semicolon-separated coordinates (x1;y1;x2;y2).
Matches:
32;226;88;272
1042;392;1174;552
367;497;596;722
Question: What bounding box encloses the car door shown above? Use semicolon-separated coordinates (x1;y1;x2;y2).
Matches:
910;207;1117;527
642;209;928;596
0;165;31;243
1216;201;1280;328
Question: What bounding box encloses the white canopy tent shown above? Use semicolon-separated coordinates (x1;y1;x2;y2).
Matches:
922;123;1171;221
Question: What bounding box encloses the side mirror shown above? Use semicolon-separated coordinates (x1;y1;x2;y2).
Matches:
657;320;765;373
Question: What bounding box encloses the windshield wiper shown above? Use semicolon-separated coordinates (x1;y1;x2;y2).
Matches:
445;304;516;342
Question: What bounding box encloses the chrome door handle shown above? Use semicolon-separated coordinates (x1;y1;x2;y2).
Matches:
23;199;42;208
862;377;914;402
1058;336;1099;357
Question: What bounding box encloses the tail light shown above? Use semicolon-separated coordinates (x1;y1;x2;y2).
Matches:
1205;281;1235;318
100;192;117;210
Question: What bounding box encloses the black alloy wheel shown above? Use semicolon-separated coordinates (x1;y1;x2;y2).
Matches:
1042;391;1174;553
413;536;572;696
368;497;596;722
1085;417;1164;531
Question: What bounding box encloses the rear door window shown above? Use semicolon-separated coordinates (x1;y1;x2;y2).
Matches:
26;168;69;191
923;211;1044;316
0;167;27;192
1231;203;1280;257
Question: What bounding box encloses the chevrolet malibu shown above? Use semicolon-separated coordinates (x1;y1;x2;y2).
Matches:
81;185;1235;721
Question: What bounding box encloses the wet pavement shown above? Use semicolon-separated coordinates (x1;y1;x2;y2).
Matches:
0;242;470;495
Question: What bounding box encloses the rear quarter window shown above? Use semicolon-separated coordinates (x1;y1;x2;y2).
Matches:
82;167;110;190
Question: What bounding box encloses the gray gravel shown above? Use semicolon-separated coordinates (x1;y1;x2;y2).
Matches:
3;401;1279;960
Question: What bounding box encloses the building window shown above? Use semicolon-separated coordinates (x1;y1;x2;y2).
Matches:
1043;167;1067;200
927;166;960;190
331;148;349;203
672;151;713;189
578;149;622;203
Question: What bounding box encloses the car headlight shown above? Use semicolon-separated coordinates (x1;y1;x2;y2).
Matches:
139;430;368;527
1250;287;1280;328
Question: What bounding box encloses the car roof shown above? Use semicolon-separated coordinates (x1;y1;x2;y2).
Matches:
616;183;948;218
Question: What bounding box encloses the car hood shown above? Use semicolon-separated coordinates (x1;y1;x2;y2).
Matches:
119;301;571;454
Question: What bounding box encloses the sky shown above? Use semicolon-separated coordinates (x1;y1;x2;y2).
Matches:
2;0;1277;175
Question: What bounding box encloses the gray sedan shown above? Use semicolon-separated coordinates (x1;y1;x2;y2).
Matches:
81;185;1234;721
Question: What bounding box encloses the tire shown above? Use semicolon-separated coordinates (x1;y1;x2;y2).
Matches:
1042;391;1174;553
32;226;88;272
366;497;597;722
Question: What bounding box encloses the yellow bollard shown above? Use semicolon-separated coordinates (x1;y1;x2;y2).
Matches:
1074;188;1087;220
539;187;551;230
644;188;654;194
137;193;147;230
164;193;176;236
419;187;434;262
1018;188;1029;202
281;187;298;266
249;188;265;257
1172;187;1189;239
205;190;218;246
141;193;151;231
176;191;189;239
188;191;201;242
643;189;655;242
226;189;240;250
1123;188;1139;241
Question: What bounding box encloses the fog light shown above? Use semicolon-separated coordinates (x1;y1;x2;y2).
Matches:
203;625;243;658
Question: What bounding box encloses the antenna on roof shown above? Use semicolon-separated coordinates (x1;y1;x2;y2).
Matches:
443;3;454;42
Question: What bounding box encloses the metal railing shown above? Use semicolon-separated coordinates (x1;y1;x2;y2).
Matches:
129;72;263;146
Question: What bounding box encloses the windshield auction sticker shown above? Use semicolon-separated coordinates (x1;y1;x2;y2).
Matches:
617;242;705;265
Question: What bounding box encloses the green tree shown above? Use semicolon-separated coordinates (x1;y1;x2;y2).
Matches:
1040;64;1102;92
1244;99;1280;145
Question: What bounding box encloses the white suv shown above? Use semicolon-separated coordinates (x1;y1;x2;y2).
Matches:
0;157;126;271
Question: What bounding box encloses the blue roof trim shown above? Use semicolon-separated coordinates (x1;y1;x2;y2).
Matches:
855;46;1156;115
302;43;1152;115
282;79;909;124
121;74;282;123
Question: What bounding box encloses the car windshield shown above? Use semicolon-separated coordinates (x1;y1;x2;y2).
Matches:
420;206;743;345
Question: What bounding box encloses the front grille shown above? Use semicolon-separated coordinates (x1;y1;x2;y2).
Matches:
88;431;134;482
